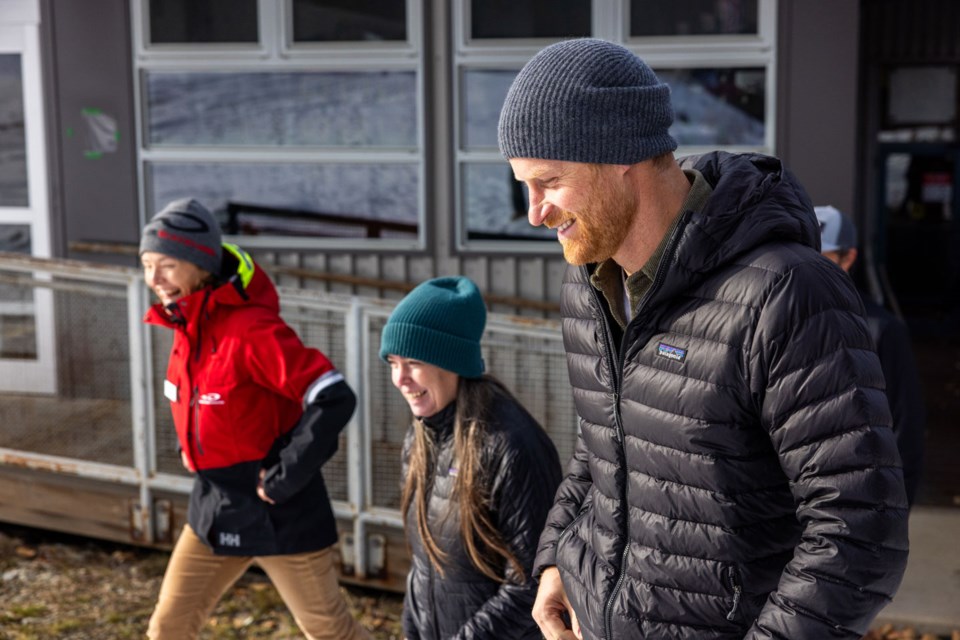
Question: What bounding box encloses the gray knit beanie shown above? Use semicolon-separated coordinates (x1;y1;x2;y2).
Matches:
139;198;222;276
498;38;677;165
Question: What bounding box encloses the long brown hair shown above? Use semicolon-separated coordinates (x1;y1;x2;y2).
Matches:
401;374;525;583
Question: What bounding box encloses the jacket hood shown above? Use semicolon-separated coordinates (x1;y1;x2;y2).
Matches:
657;151;819;300
207;243;279;314
144;243;278;327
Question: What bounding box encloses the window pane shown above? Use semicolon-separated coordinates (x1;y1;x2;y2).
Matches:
463;163;554;241
631;0;758;36
149;0;258;44
146;71;418;148
0;224;35;359
462;67;765;150
292;0;407;42
0;55;28;207
149;163;419;239
462;69;516;150
471;0;591;39
662;67;765;146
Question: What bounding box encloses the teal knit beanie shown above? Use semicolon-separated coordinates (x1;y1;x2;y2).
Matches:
379;276;486;379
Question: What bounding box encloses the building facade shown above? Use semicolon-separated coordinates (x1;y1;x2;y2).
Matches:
2;0;958;505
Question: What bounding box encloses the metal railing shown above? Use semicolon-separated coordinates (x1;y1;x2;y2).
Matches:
0;253;576;580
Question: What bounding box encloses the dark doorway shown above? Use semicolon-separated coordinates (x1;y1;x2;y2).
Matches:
869;52;960;506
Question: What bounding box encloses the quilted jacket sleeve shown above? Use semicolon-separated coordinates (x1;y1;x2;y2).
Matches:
452;425;563;640
532;429;593;577
744;259;909;639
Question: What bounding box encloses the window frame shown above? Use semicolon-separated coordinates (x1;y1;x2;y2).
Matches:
0;5;57;394
130;0;428;252
450;0;778;254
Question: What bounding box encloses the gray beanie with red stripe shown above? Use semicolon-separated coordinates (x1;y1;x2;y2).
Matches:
139;198;222;276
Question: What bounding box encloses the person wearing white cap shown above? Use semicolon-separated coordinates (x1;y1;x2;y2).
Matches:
815;205;926;506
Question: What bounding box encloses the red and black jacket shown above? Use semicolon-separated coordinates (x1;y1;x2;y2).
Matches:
145;244;354;555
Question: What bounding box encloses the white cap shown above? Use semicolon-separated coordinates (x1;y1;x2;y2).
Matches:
814;205;858;252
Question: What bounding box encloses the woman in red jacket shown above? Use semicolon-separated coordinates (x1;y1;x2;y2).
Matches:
140;198;368;640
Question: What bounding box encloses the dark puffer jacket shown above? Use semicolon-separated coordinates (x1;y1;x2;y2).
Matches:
534;152;909;640
402;391;562;640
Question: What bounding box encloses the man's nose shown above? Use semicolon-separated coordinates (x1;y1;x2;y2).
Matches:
527;187;548;227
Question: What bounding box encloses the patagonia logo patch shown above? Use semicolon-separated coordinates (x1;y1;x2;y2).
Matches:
657;342;687;363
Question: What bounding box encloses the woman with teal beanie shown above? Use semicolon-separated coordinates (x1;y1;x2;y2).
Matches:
380;276;562;640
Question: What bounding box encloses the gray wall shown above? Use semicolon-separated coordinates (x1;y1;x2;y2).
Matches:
42;0;139;266
776;1;861;217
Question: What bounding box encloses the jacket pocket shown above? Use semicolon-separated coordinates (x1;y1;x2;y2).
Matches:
558;501;591;550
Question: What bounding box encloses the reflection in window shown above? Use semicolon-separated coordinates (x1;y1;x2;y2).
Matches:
630;0;758;36
661;67;765;146
149;163;419;239
146;71;418;148
462;69;516;150
0;55;28;207
0;225;35;359
463;164;554;241
149;0;258;44
462;67;765;150
292;0;406;42
471;0;591;39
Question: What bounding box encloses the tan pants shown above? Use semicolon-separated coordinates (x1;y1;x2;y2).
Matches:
147;525;369;640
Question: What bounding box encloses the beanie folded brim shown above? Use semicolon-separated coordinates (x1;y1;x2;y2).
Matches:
380;321;485;379
497;38;678;165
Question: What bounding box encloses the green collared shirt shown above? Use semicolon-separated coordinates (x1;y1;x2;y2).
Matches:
591;169;713;329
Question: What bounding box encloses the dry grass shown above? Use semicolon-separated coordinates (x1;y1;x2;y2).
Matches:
1;524;955;640
0;525;402;639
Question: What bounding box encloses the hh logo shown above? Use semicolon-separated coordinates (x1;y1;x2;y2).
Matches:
219;532;241;547
657;342;687;363
199;392;225;405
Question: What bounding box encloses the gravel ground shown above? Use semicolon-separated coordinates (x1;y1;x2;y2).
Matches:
0;523;954;640
0;524;403;639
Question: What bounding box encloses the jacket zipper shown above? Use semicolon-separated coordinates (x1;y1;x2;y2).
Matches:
585;282;628;640
596;212;691;640
558;503;591;549
604;392;631;640
185;289;213;460
428;553;440;638
190;385;204;456
725;565;742;621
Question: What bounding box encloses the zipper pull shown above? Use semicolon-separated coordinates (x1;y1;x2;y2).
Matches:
726;569;742;621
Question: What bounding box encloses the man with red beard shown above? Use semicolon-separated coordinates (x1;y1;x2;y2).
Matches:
499;38;908;640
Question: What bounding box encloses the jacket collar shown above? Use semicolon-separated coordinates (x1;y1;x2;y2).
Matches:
419;401;456;440
143;243;278;328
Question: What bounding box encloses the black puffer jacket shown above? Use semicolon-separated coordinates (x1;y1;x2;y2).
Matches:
402;391;562;640
534;152;909;640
